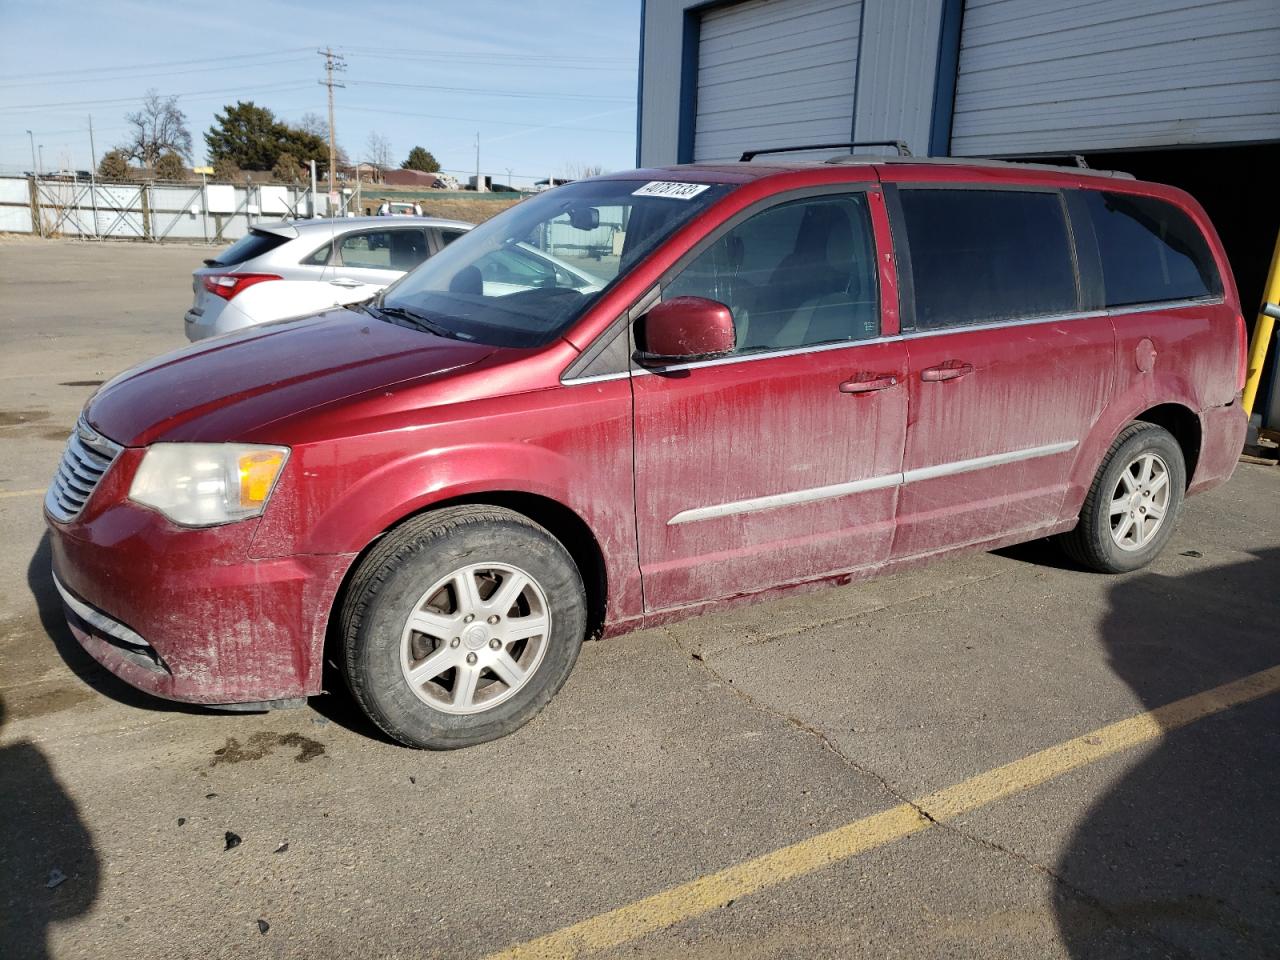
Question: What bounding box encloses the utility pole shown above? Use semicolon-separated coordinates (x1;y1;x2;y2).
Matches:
87;115;97;171
38;144;45;176
26;130;36;174
317;47;346;214
474;131;482;192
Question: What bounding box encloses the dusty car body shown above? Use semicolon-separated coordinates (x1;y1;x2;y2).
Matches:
47;151;1247;747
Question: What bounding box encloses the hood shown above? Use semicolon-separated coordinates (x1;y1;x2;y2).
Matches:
88;310;496;446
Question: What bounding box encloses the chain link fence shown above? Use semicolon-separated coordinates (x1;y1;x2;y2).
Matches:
0;175;341;243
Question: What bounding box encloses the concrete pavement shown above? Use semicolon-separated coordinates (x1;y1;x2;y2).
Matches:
1;238;1277;960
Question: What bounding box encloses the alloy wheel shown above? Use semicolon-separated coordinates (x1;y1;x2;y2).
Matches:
399;562;551;715
1108;452;1171;552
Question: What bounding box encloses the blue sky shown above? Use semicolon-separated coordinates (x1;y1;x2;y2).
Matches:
0;0;640;185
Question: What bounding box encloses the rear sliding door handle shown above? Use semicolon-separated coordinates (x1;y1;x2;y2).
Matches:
839;374;898;394
921;361;974;382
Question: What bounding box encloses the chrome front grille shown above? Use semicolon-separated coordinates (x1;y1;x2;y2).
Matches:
46;418;122;522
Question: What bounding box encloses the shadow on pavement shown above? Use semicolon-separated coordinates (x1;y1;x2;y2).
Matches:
1054;547;1280;958
0;695;100;960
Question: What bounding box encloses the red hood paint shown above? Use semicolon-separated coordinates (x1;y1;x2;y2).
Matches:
88;309;496;446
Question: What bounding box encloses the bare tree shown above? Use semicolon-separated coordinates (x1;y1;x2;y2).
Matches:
123;89;192;168
365;132;393;172
299;112;349;167
559;162;605;180
299;112;328;138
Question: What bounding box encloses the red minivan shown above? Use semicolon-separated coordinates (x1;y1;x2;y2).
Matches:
45;150;1248;747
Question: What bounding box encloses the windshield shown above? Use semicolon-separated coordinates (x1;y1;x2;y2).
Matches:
379;179;732;347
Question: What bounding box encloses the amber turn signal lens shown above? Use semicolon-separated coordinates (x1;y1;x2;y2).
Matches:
238;450;286;508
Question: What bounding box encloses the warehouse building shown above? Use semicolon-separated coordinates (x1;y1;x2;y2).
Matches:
636;0;1280;427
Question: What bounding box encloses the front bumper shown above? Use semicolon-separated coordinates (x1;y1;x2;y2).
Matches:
46;477;354;706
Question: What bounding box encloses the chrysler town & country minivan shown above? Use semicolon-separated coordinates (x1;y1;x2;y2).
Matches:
46;149;1248;747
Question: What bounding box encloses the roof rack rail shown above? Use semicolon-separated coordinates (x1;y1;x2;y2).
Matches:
740;140;912;162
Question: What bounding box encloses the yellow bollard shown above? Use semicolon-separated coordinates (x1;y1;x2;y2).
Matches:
1242;228;1280;419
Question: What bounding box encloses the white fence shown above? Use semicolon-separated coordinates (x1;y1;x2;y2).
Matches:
0;175;339;243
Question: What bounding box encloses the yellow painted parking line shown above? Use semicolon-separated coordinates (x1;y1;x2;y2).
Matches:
486;664;1280;960
0;488;44;500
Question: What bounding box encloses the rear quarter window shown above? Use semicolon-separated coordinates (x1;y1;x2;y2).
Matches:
1076;190;1221;308
211;229;290;266
897;189;1077;330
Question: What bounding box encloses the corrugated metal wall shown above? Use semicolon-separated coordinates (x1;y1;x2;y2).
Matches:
951;0;1280;156
691;0;862;163
853;0;946;156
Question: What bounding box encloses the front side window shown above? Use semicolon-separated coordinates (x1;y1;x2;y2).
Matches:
1077;190;1221;308
381;180;732;347
898;189;1077;329
663;193;879;354
338;229;428;271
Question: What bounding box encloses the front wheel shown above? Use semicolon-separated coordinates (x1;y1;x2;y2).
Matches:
340;506;586;749
1058;422;1186;573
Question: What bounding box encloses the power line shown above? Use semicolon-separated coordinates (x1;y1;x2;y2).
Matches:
340;103;630;134
0;55;317;90
349;79;630;103
341;45;624;65
0;47;317;84
0;81;316;113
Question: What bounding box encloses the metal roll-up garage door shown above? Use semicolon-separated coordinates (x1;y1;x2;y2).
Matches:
950;0;1280;157
693;0;862;163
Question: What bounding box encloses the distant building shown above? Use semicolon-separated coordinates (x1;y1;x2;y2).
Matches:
384;169;451;188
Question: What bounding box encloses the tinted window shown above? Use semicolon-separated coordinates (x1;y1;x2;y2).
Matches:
439;230;466;246
301;241;331;266
339;229;428;271
211;229;289;266
1078;190;1220;308
898;189;1077;329
664;193;879;354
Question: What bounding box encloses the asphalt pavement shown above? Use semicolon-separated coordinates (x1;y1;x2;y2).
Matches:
1;237;1277;960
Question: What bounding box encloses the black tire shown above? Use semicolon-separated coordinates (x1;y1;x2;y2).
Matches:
340;506;586;749
1058;422;1186;573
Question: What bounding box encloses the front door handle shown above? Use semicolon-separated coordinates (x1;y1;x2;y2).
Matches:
840;373;898;394
329;277;363;288
921;361;974;382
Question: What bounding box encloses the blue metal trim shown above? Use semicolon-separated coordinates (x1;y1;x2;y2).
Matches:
676;9;701;164
636;0;647;167
928;0;965;157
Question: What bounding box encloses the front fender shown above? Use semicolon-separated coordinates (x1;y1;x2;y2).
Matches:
253;440;582;558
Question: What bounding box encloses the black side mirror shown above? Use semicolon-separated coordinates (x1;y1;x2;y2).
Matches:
568;207;599;231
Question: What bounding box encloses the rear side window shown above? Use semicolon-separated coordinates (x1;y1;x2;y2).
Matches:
898;189;1077;329
211;229;289;266
1077;190;1221;308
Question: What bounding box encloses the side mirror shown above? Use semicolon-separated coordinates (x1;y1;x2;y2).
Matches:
633;296;736;366
568;206;600;231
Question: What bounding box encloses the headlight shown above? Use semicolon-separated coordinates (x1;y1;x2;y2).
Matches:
129;443;289;526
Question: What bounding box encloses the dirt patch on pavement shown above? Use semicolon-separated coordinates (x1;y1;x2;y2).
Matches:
210;731;325;766
0;409;49;427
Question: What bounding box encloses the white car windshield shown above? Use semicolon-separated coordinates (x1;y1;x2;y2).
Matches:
377;179;732;347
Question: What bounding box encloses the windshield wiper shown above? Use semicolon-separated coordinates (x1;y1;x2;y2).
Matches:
375;304;459;340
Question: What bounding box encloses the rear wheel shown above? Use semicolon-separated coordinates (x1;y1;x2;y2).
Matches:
1059;422;1186;573
341;506;586;749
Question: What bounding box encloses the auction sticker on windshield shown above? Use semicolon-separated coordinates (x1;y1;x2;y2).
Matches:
632;181;711;200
